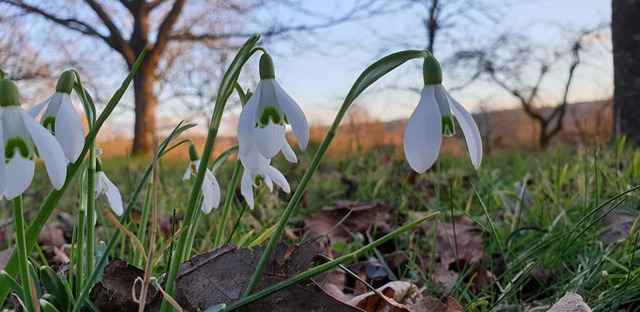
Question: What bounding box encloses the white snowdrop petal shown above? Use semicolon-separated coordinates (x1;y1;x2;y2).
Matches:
28;98;49;119
20;109;67;189
403;86;442;173
202;169;221;212
281;139;297;163
240;170;255;209
55;93;85;162
0;124;5;199
448;93;483;169
183;165;192;180
273;81;309;151
254;123;286;159
4;155;35;200
183;160;199;180
102;172;124;216
266;166;290;193
238;86;261;157
264;174;274;192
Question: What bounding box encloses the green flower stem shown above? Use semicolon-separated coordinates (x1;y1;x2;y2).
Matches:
183;197;203;261
226;212;437;311
159;35;260;312
72;123;195;312
86;144;97;279
0;49;147;306
12;196;35;312
133;179;153;268
214;161;242;247
75;208;85;297
243;50;428;298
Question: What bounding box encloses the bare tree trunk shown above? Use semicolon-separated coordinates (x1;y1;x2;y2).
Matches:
132;64;157;156
612;0;640;141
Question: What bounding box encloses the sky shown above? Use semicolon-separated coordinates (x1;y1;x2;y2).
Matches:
3;0;614;138
256;0;613;128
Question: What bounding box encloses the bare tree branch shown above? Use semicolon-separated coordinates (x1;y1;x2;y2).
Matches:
1;0;106;40
84;0;133;58
152;0;185;61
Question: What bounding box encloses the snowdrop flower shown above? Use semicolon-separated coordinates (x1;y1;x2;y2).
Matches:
403;54;482;173
240;146;290;209
95;158;124;216
183;144;221;213
29;70;85;163
238;53;309;161
0;76;67;200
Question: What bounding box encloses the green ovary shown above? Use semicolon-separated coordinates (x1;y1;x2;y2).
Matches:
5;138;30;159
259;107;282;126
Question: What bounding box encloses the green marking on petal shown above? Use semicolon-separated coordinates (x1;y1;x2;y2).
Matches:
442;116;455;137
5;138;30;159
259;107;282;126
254;175;264;187
42;116;56;134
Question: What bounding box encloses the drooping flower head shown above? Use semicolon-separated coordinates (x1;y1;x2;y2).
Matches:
238;53;309;162
95;158;124;216
30;70;86;163
239;146;290;210
403;54;482;173
0;75;67;200
183;143;221;213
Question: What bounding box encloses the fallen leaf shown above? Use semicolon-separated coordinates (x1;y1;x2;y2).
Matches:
410;214;488;294
38;225;66;247
0;246;16;271
547;292;592;312
598;206;639;243
146;241;362;312
89;258;157;311
347;281;418;312
302;201;395;247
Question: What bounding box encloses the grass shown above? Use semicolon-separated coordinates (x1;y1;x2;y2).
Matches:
3;138;640;311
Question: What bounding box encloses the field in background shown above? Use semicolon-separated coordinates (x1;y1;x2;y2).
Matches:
97;100;613;159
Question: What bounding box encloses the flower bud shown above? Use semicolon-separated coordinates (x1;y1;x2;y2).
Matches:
259;54;276;80
0;77;21;107
55;70;76;94
422;55;443;85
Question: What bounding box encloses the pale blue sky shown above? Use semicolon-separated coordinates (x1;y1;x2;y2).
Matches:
246;0;613;128
4;0;613;138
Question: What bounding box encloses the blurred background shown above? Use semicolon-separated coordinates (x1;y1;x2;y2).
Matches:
0;0;634;158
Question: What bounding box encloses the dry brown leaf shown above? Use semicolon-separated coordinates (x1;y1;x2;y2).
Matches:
407;297;447;312
89;258;157;311
445;296;463;312
547;292;592;312
38;225;66;247
409;214;488;294
0;246;16;270
347;281;418;312
145;242;362;312
302;201;395;247
598;206;639;243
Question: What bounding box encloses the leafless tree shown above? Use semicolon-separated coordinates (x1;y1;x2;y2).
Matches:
612;0;640;141
450;27;605;148
0;0;382;155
